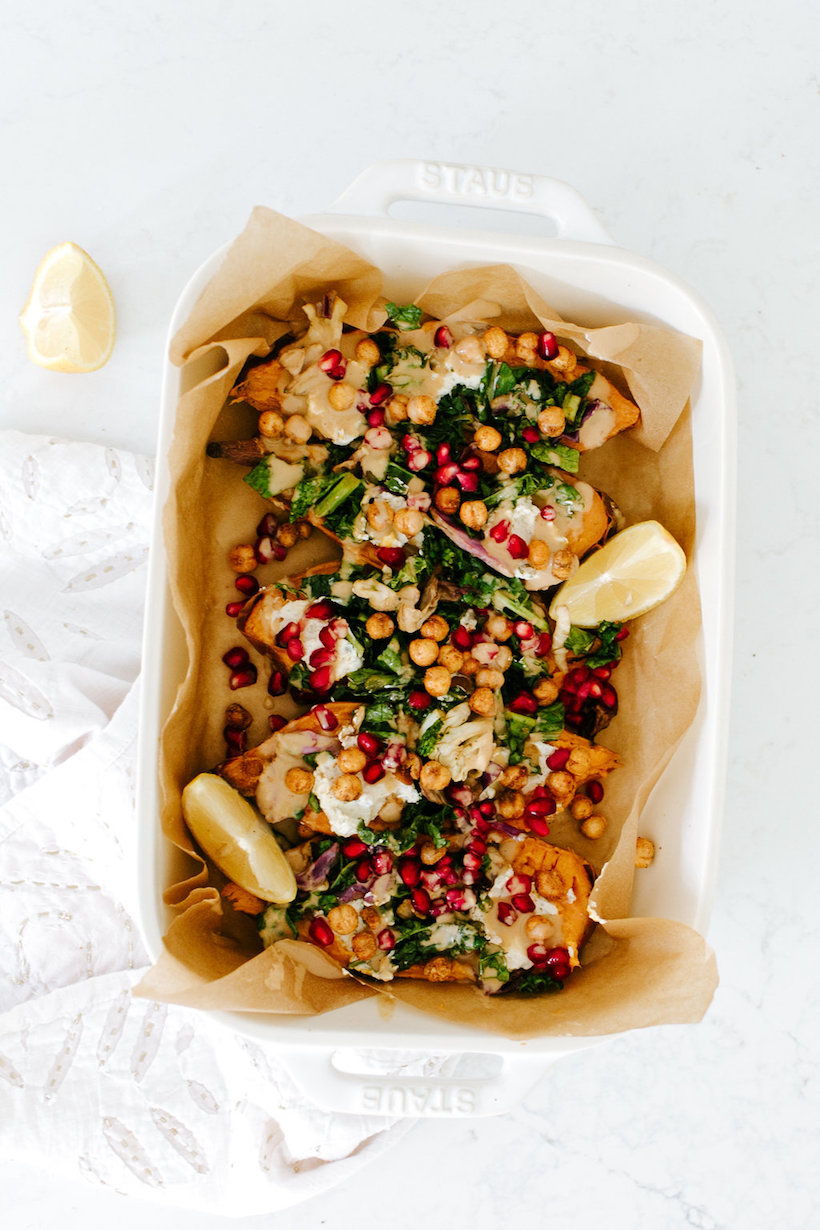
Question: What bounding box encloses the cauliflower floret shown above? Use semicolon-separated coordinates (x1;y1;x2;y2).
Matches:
432;701;495;781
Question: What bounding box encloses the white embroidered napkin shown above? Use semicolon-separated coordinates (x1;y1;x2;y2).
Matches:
0;430;431;1213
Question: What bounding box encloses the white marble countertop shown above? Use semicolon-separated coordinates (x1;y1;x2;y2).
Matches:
2;2;818;1227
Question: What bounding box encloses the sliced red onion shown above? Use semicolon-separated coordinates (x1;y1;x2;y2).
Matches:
338;883;367;904
364;873;395;903
382;740;406;771
490;820;526;839
295;842;339;890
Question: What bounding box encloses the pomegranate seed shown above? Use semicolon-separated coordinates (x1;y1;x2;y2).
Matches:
329;618;349;639
235;574;259;596
434;324;453;348
257;513;278;538
407;491;432;511
272;542;288;561
522;426;540;443
402;434;422;454
592;666;612;680
377;928;396;950
507;873;532;895
462;851;483;872
615;627;630;641
342;837;367;859
407;449;432;472
275;621;300;647
536;633;553;656
369;381;392;405
587;780;604;804
601;685;617;708
489;519;510;543
508;692;537;715
309;917;334;947
408;691;431;711
537;331;558;361
540;506;556;521
550;962;571;980
478;800;495;817
229;666;257;690
463;870;477;885
313;704;338;731
225;600;245;617
527;814;550;837
357;731;382;756
448;784;473;806
511;893;535;913
377;547;406;568
507;535;529;560
372;849;393;875
435;461;460;486
365;426;392;450
436;443;451;465
421;868;441;890
308;646;333;669
527;943;549;965
496;902;516;926
363;760;385;784
309;666;332;693
532;785;549;799
461;455;481;471
319;349;344;373
222;646;249;669
526;795;556;817
355;859;372;882
468;805;483;824
455;470;478;493
568;667;589;687
588;681;602;699
547;747;570;771
317;626;335;651
223;725;247;753
255;535;278;564
398;857;421;887
546;946;570;966
268;714;287;732
513;620;534;639
286;637;304;661
411;888;431;914
451;625;473;651
268;671;287;698
306;600;334;620
367;408;386;428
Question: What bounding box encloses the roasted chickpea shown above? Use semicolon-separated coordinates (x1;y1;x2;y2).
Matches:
352;929;378;958
460;655;481;677
367;499;393;532
404;752;422;780
476;667;505;690
283;414;311;444
396;898;415;919
365;612;395;639
297;520;312;539
515;331;539;360
528;539;552;569
258;410;284;437
407;394;437;426
355;337;381;366
327;903;359;935
537;406;566;437
420;841;448;865
526;915;553;941
224;702;252;730
499;764;529;790
436;644;465;674
469;687;496;716
459;500;488;530
454;335;485;363
228;544;257;573
473;424;503;452
550;345;577;375
420;615;449;642
332;774;362;802
423;956;457;982
423;665;452;697
484;613;514;642
570;795;595;821
409;638;439;667
361;906;382;932
494;644;514;671
536;869;564;898
285;767;314;794
434;486;461;515
385;394;409;424
547;770;575;800
552;548;575;580
635;836;655;868
581;814;608;839
496;790;525;820
534;678;560;705
338;747;368;774
566;747;591;775
276;523;298;549
419;759;452;792
328;381;356;412
394;507;425;537
482;326;509;359
498;447;528;475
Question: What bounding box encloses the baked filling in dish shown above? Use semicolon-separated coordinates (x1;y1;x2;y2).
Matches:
186;293;680;996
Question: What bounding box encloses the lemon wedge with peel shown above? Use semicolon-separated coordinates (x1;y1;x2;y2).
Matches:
549;520;687;627
181;773;297;904
19;241;116;372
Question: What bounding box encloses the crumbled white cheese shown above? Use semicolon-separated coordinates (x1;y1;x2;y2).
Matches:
312;751;419;838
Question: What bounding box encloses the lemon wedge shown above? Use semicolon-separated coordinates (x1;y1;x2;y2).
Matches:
181;773;297;904
548;520;687;627
19;241;116;372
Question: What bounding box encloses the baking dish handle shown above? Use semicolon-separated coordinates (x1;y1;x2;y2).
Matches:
330;158;613;244
281;1047;550;1119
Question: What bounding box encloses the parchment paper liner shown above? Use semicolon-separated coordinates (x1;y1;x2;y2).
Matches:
136;208;718;1038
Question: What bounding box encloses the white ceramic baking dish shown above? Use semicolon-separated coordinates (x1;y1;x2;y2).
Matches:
136;160;735;1117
